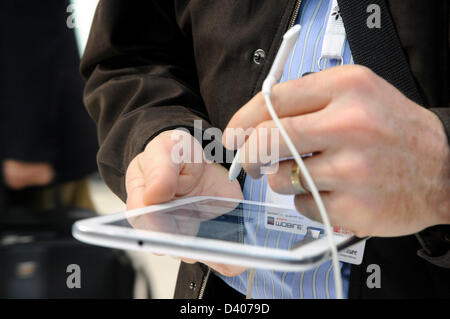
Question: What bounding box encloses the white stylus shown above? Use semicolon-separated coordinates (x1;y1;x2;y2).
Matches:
228;25;301;182
228;148;242;182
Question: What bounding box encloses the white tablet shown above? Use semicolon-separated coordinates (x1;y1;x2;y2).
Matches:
73;196;366;272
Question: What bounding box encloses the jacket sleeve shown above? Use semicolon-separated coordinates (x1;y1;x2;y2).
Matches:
417;5;450;268
81;0;212;201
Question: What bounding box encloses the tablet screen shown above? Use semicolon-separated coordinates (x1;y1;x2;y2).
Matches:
106;199;346;252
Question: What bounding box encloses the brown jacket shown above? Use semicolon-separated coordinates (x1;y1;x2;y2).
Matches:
81;0;450;298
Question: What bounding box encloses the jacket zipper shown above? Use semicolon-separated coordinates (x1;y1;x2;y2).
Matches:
289;0;303;28
198;267;211;299
198;0;303;300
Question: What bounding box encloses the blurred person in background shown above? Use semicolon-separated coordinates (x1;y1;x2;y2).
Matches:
0;0;98;212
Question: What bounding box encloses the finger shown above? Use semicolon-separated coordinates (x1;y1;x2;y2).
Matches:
267;157;335;194
294;193;335;225
179;258;197;264
294;193;373;237
203;261;247;277
125;155;148;210
294;192;360;234
126;185;146;211
3;160;54;189
140;136;183;206
28;163;54;186
223;73;335;149
239;114;333;178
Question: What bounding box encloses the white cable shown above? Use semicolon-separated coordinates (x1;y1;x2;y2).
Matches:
230;25;343;299
263;90;343;300
261;25;343;299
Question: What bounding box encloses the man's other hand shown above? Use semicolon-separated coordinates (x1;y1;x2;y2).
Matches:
3;160;54;190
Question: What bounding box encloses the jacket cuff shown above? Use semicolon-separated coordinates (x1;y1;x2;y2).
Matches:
429;108;450;146
415;225;450;268
417;249;450;269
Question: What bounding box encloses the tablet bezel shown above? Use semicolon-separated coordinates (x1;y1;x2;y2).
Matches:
73;196;365;272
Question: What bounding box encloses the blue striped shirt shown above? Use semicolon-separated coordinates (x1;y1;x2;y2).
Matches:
218;0;354;299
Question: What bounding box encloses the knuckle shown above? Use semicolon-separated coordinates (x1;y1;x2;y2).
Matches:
350;64;373;79
268;85;281;108
242;92;266;120
281;116;297;136
267;171;284;191
333;103;379;135
254;91;265;104
254;120;275;147
337;65;375;92
294;195;318;220
346;105;372;128
335;154;372;182
255;120;272;131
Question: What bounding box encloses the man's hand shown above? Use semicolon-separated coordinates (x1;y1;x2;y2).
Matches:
125;129;246;276
3;160;54;190
224;65;450;237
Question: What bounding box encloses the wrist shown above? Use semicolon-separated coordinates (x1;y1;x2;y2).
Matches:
427;110;450;226
436;171;450;225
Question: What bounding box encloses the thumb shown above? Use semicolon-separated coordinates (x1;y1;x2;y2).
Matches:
125;154;147;210
141;133;183;206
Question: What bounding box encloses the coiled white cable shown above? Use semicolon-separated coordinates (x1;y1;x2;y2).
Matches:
262;92;343;299
229;25;343;299
263;25;343;299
